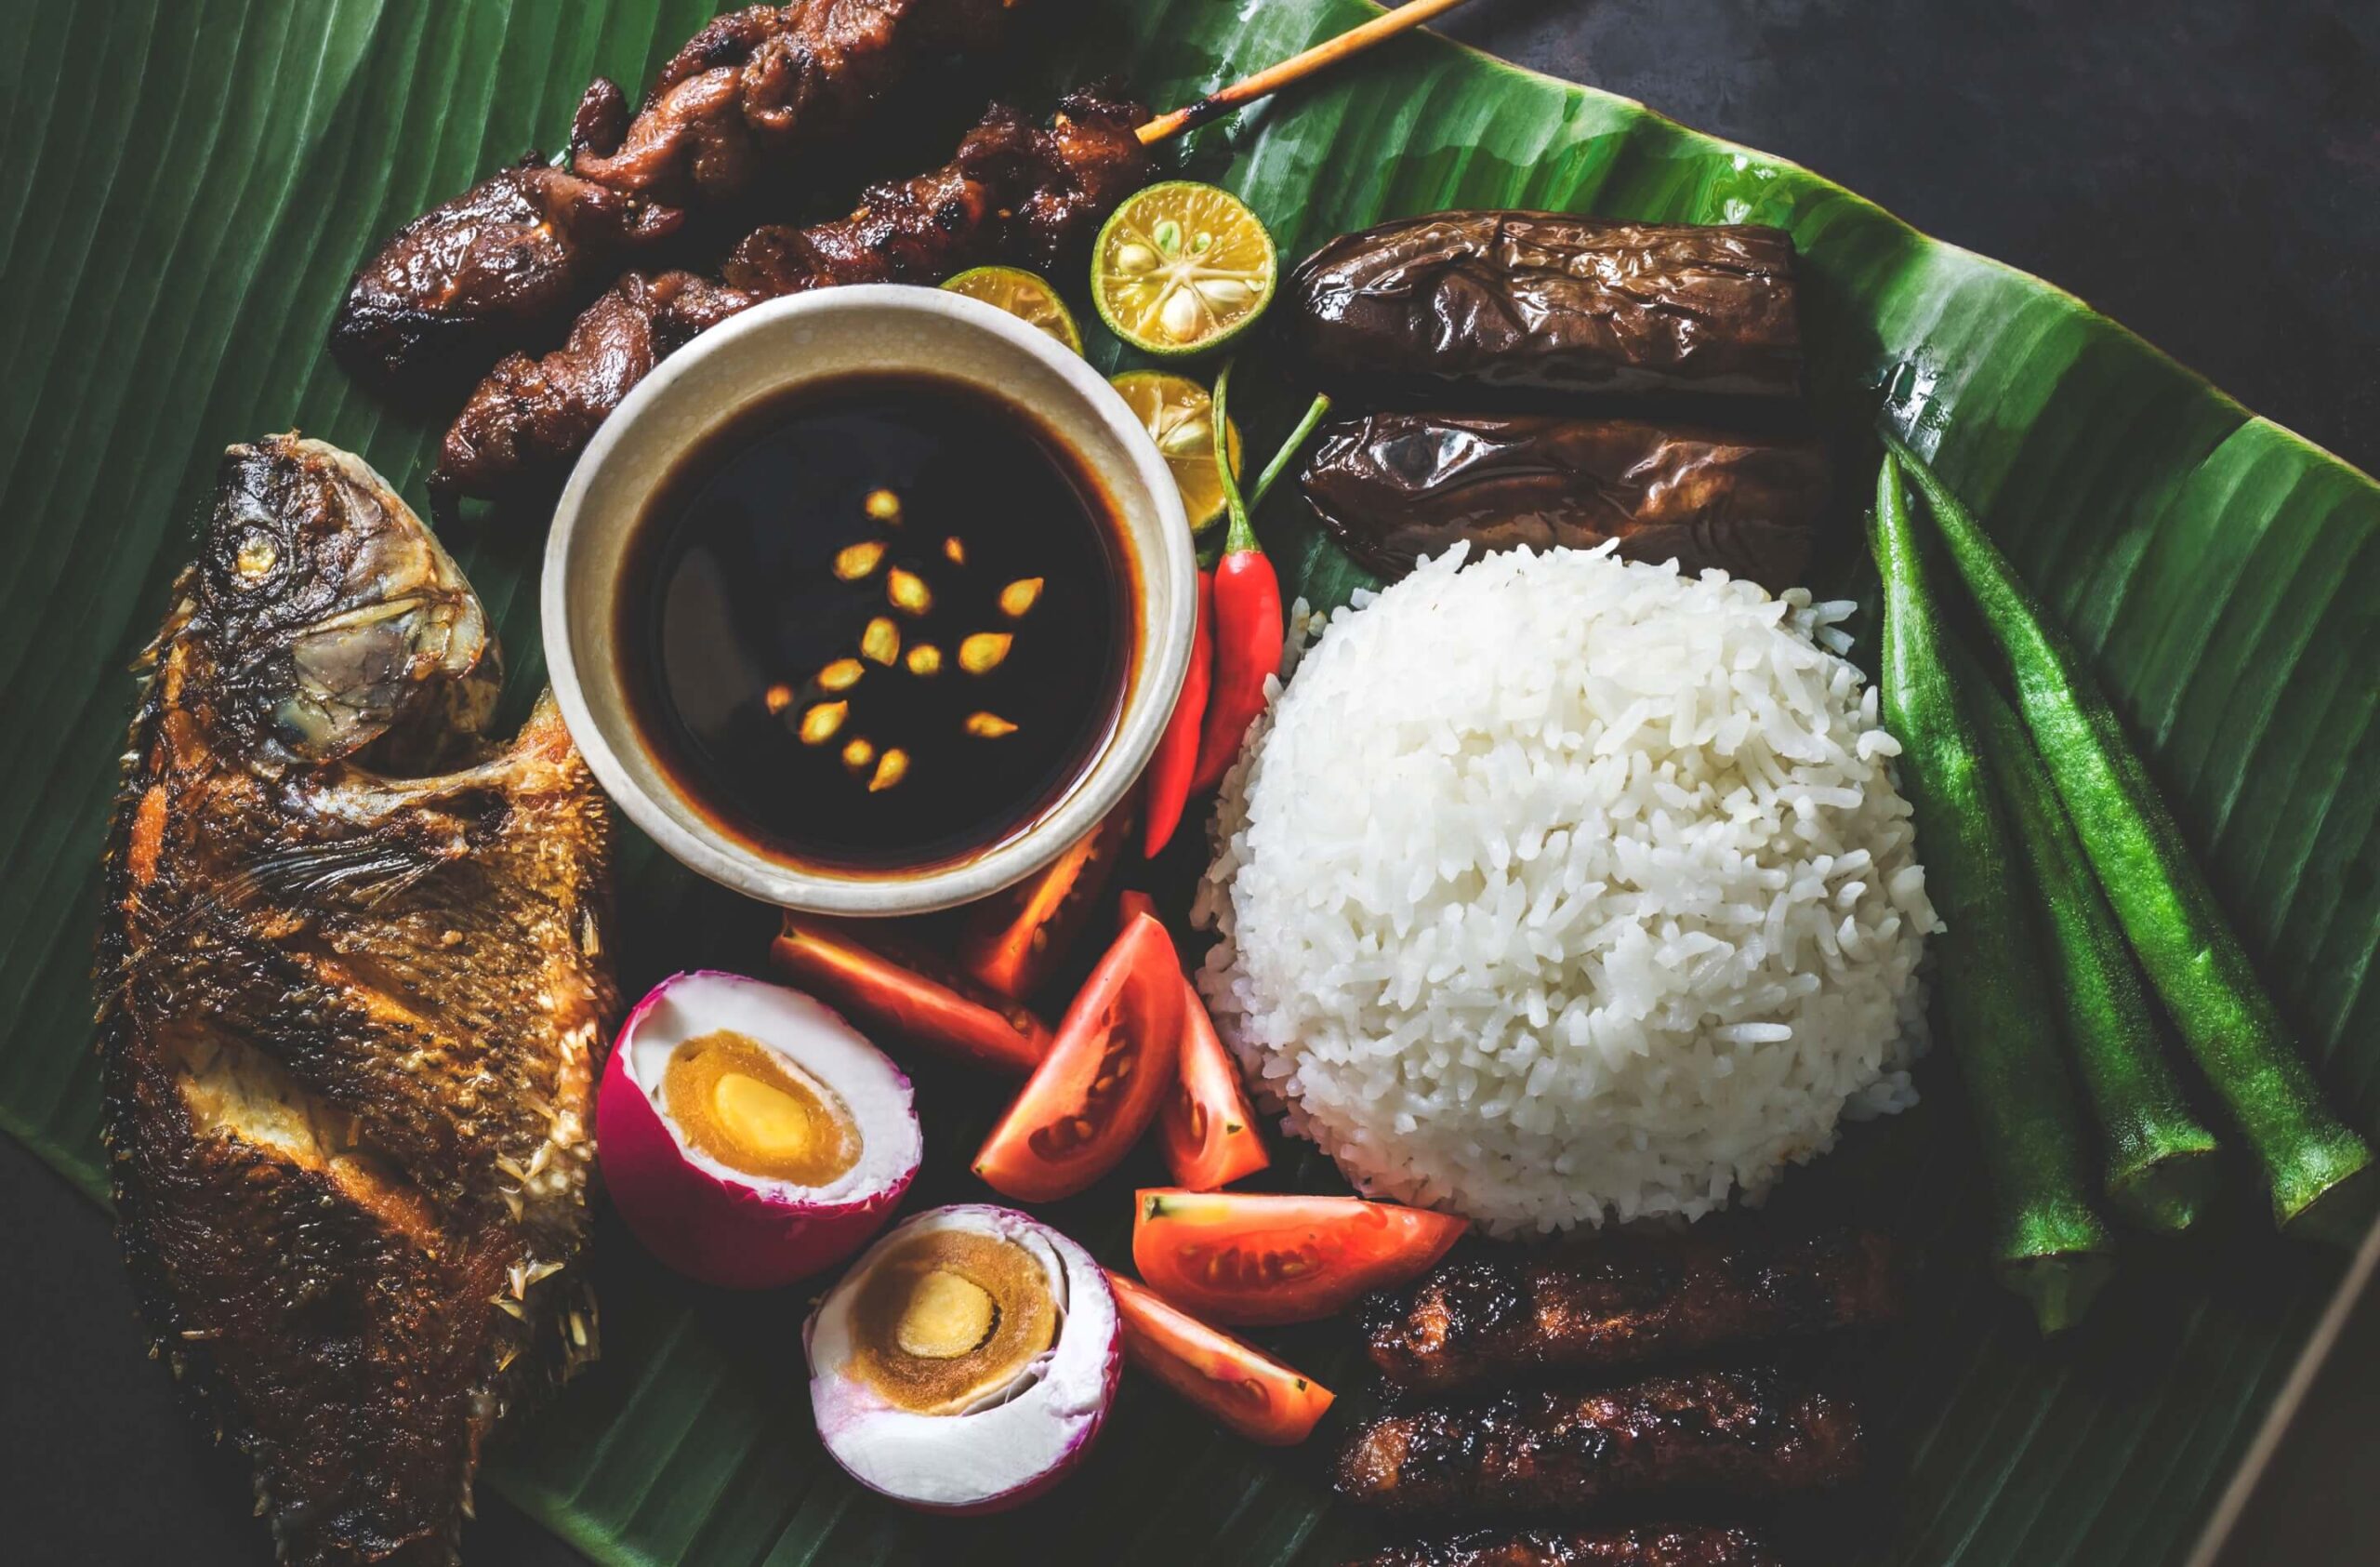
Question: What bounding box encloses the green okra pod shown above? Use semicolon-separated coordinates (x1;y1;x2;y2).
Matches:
1888;433;2375;1244
1955;640;2222;1233
1871;455;2115;1331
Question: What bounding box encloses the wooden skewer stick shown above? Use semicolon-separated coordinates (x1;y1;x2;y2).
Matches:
1136;0;1477;144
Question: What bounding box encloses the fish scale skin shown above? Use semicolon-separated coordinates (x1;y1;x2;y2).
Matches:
96;436;615;1566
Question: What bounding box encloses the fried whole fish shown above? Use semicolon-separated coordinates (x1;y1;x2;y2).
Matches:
97;436;616;1565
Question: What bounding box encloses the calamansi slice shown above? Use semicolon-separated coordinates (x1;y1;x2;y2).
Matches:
941;266;1084;354
1110;371;1242;532
1092;182;1276;358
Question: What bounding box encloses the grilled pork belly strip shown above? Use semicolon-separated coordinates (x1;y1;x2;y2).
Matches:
1334;1368;1863;1518
1363;1228;1898;1395
1343;1524;1787;1567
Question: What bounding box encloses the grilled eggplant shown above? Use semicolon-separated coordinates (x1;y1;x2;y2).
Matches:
1284;213;1802;407
97;436;616;1565
1299;412;1828;588
1364;1228;1898;1395
1334;1368;1862;1517
1343;1524;1787;1567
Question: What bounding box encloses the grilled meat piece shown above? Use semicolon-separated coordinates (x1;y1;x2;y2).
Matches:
1364;1228;1897;1395
1345;1524;1786;1567
430;270;759;511
331;0;1020;389
98;436;616;1566
1285;213;1803;408
1300;413;1829;590
431;86;1153;506
330;161;683;390
571;0;1015;205
719;89;1153;290
1334;1368;1862;1517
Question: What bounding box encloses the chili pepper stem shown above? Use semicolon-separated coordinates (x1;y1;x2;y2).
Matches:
1887;434;2377;1245
1249;391;1333;512
1871;457;2114;1333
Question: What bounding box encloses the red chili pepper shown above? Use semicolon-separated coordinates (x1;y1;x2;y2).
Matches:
1192;538;1280;792
1143;569;1213;857
1188;364;1329;793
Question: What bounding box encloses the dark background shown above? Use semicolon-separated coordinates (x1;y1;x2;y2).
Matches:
4;1;2375;1561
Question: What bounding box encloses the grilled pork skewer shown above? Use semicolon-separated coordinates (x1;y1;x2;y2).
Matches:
430;87;1153;507
1334;1368;1863;1518
332;0;1019;387
1343;1524;1787;1567
567;0;1012;203
1364;1229;1898;1395
336;0;1477;393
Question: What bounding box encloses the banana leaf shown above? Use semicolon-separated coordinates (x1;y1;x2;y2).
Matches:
2;2;2374;1564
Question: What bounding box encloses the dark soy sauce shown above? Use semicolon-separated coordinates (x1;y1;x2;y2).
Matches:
620;374;1130;871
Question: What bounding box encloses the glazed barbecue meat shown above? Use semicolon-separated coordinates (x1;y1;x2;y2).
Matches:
1363;1228;1897;1395
721;87;1157;291
431;87;1153;505
98;436;616;1565
430;269;759;511
330;0;1020;388
1300;413;1829;589
329;161;682;389
1334;1368;1862;1518
1285;213;1803;407
570;0;1015;205
1344;1524;1787;1567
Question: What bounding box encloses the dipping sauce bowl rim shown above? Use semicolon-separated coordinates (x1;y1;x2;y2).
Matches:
543;285;1197;917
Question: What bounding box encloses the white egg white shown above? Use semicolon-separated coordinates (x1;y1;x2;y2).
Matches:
805;1205;1120;1511
621;970;920;1204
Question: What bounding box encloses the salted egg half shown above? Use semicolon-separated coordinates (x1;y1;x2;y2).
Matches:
597;970;922;1289
806;1204;1121;1511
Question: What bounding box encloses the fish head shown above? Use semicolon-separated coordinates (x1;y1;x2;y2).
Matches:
199;434;494;766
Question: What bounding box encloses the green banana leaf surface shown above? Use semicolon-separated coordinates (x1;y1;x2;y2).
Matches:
3;2;2375;1564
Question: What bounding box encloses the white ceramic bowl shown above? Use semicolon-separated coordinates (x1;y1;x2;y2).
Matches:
543;286;1195;916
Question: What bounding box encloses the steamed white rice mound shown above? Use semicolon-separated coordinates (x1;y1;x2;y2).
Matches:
1195;544;1939;1235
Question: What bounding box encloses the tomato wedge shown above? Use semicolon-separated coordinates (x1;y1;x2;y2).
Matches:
974;914;1185;1202
1157;979;1268;1190
1117;887;1158;930
1132;1189;1468;1325
1106;1270;1334;1445
958;797;1138;1001
770;913;1049;1075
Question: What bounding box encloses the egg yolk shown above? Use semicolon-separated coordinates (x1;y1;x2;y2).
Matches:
849;1228;1058;1415
662;1029;860;1186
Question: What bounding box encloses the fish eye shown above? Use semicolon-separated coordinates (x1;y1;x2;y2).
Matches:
232;529;281;585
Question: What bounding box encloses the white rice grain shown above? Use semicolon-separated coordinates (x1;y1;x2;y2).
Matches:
1194;545;1939;1235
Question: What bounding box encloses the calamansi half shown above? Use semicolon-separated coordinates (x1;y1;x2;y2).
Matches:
941;266;1084;354
1092;182;1276;358
1109;370;1242;532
